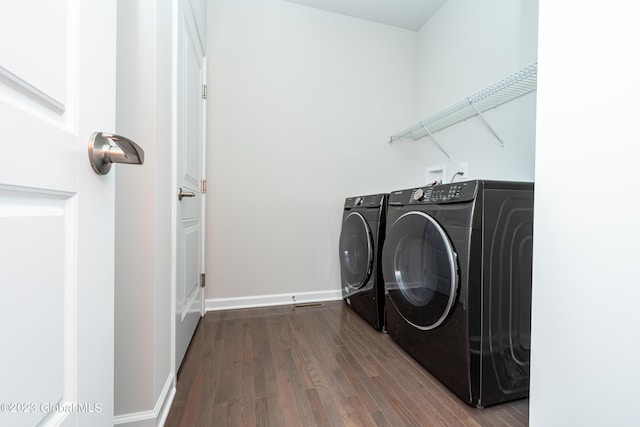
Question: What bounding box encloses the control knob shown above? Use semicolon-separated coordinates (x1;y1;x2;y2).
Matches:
354;197;363;206
413;188;425;201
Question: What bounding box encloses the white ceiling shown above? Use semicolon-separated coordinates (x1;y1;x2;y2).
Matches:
284;0;448;32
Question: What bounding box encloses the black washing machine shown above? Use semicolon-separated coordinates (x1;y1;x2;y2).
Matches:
382;180;533;407
339;193;387;331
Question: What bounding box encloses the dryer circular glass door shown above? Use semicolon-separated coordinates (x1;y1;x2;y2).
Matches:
339;212;373;289
383;211;458;330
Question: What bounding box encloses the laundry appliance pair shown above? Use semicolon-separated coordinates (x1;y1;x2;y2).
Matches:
339;180;534;408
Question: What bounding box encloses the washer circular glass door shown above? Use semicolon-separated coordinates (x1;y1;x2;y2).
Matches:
383;211;458;330
339;212;373;289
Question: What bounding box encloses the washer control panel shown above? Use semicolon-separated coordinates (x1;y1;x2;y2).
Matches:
390;181;477;205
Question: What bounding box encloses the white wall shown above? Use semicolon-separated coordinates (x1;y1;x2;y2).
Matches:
414;0;538;183
115;0;173;424
530;1;640;425
206;0;427;306
115;0;154;415
205;0;539;307
152;0;173;408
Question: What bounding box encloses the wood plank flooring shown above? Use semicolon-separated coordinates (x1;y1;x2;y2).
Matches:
166;301;528;427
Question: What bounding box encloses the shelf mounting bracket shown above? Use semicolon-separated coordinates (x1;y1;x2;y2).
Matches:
469;101;505;148
421;124;451;160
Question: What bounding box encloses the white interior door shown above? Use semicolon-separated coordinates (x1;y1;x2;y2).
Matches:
0;1;117;426
175;0;206;371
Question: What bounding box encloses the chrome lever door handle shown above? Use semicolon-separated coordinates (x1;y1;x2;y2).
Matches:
88;132;145;175
178;187;196;201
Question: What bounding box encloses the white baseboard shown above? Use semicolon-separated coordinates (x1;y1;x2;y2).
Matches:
156;378;176;427
113;373;176;426
205;289;343;312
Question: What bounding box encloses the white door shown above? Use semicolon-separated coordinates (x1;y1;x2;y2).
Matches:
0;2;117;426
175;0;206;370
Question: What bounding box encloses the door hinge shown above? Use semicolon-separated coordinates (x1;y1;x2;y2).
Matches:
201;179;207;193
202;84;207;100
200;273;206;288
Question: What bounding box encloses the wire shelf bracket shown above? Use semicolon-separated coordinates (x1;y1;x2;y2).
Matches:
389;62;537;151
469;101;505;148
421;124;451;159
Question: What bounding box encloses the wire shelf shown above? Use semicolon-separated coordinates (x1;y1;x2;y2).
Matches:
389;63;537;143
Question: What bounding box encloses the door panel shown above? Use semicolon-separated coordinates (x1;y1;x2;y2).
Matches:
0;191;69;426
180;219;201;318
339;212;373;289
0;0;67;110
0;1;116;426
182;17;203;189
176;0;206;371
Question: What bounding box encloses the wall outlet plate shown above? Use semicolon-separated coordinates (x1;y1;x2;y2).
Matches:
459;162;469;178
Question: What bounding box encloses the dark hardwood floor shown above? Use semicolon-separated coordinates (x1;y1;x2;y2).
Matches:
166;301;528;427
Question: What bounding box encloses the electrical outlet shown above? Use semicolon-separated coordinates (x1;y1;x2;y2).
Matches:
459;162;469;179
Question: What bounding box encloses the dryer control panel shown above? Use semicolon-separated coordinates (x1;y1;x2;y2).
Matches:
390;181;478;205
344;193;387;209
